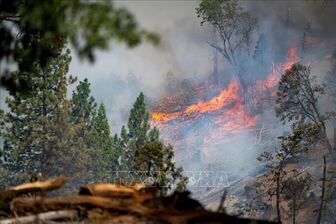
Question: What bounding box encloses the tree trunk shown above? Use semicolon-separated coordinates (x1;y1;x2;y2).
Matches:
334;127;336;150
321;125;332;152
293;194;296;224
276;166;282;223
317;156;326;224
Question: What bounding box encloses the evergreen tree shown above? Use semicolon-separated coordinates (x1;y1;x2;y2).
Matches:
120;92;187;193
90;103;115;182
128;92;150;148
122;92;161;168
0;50;88;185
117;125;129;170
71;78;97;130
0;0;159;94
134;141;187;195
71;78;97;157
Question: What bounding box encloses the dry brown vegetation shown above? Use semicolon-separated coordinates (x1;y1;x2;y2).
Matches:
0;177;278;224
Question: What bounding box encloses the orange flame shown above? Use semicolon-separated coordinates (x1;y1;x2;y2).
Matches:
151;79;240;123
151;47;299;156
185;79;240;114
284;47;299;70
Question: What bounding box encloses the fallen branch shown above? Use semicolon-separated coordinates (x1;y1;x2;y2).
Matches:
0;176;68;201
79;183;157;204
80;183;147;197
0;210;77;224
1;177;279;223
10;195;151;216
10;195;278;224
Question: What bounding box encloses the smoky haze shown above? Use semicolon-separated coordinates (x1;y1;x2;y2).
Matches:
69;0;336;132
68;0;336;188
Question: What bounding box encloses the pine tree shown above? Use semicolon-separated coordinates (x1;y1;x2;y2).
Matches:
0;50;89;185
120;92;187;193
71;78;97;131
118;125;130;170
122;92;161;168
134;141;187;195
123;92;151;168
90;103;115;182
128;92;150;148
70;78;97;179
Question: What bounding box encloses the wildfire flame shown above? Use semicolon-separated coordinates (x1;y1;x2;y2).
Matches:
150;47;299;160
152;47;299;122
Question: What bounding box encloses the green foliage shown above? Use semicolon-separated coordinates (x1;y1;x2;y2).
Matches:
70;78;97;171
0;165;11;190
118;92;187;193
257;127;314;223
276;63;332;151
276;64;325;126
134;142;187;195
0;66;185;192
0;50;89;185
278;123;321;154
128;92;151;148
0;0;159;94
71;78;97;129
89;103;116;182
282;172;312;224
121;92;152;167
258;63;332;222
196;0;257;67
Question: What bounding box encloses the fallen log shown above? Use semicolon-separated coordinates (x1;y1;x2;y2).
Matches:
0;210;77;224
79;183;157;203
10;195;277;224
0;176;68;201
79;183;147;197
1;177;279;223
10;195;151;217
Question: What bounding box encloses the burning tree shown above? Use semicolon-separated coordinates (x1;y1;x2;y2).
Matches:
276;63;332;151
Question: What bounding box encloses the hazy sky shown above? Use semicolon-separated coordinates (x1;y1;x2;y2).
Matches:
69;0;213;97
2;1;334;132
68;0;215;131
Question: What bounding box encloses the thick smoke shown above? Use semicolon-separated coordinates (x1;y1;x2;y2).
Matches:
68;0;336;189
